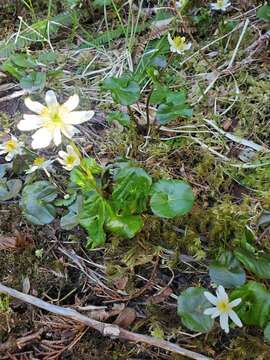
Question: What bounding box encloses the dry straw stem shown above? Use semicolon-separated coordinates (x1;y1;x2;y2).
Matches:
0;283;212;360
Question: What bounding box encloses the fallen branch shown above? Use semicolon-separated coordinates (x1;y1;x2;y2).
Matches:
0;283;212;360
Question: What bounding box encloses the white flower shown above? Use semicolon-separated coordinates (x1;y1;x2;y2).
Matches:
0;135;24;161
167;33;192;55
26;156;53;176
204;285;242;334
17;90;94;149
57;145;80;171
175;0;188;9
210;0;231;12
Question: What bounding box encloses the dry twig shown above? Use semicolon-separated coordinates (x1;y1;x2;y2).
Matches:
0;283;212;360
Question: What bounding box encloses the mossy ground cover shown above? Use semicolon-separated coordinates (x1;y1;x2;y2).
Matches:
0;0;270;359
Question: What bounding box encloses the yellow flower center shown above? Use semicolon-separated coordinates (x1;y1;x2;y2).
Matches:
33;156;46;166
173;36;186;49
5;139;17;152
65;154;77;165
41;105;67;130
217;300;230;313
217;0;225;8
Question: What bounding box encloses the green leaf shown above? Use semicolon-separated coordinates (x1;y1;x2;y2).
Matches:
103;76;140;105
107;215;143;238
0;178;22;201
150;85;168;105
111;167;152;215
79;191;108;248
60;195;83;230
234;248;270;279
70;157;101;191
150;179;194;218
209;251;246;288
20;181;57;225
107;112;130;127
264;323;270;343
257;5;270;22
231;281;270;328
20;71;46;91
156;101;193;124
177;287;214;333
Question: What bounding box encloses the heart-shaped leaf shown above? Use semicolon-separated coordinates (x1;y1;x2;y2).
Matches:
107;111;130;126
209;251;246;288
177;287;214;332
0;178;22;201
20;181;57;225
150;179;194;218
231;281;270;328
107;214;143;238
103;76;140;105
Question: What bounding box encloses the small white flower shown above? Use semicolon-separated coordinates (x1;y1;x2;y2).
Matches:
167;33;192;55
210;0;231;12
26;156;53;176
17;90;95;149
57;145;80;171
204;285;242;334
175;0;188;9
0;135;24;161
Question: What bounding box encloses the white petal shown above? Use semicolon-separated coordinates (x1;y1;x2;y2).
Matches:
53;128;62;146
66;144;75;154
18;116;43;131
26;166;38;174
167;33;174;47
0;149;6;155
65;111;94;125
220;313;229;333
5;153;14;161
45;90;58;107
62;125;77;139
229;310;242;327
204;291;217;305
185;42;192;51
58;150;67;159
31;128;53;149
229;298;241;308
216;286;228;302
204;307;220;318
63;94;79;112
25;97;45;114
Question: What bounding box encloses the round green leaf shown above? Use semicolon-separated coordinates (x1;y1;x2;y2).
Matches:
209;251;246;288
231;281;270;328
103;76;140;105
177;287;214;333
150;179;194;218
20;181;57;225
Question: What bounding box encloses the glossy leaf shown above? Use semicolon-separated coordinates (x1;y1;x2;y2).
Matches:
150;179;194;218
20;181;57;225
234;248;270;279
231;281;270;328
60;195;83;230
79;191;108;248
0;178;22;201
20;71;46;91
177;287;214;332
209;251;246;288
103;76;140;105
107;215;143;238
111;167;152;214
